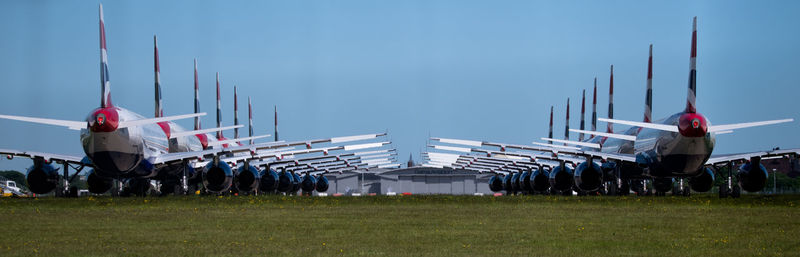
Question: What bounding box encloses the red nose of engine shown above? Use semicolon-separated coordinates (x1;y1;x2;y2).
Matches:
678;112;707;137
90;108;119;132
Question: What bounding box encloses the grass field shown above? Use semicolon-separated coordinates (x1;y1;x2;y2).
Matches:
0;194;798;256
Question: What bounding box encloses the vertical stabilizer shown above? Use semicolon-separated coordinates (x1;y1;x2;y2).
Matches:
99;4;113;108
548;106;553;144
193;59;201;130
565;98;570;145
248;97;254;145
233;85;239;140
644;44;653;123
216;72;222;139
607;65;614;133
591;77;597;138
686;17;698;113
154;35;162;117
579;89;585;141
274;105;279;142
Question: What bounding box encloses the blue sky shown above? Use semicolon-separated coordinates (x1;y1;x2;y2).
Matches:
1;0;799;172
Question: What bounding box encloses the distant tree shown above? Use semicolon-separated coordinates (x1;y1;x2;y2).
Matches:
0;170;28;190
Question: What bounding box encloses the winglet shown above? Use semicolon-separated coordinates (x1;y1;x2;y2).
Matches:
193;59;201;130
99;4;113;108
686;16;697;113
154;35;162;118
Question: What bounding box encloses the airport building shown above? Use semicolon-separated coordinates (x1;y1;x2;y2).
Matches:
317;166;494;195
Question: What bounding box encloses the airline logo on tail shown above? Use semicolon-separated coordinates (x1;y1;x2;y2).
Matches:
99;4;112;108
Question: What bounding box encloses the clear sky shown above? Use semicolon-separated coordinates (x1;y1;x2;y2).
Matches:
1;0;799;172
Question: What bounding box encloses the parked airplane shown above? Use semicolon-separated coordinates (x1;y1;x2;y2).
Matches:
426;17;796;198
0;4;392;196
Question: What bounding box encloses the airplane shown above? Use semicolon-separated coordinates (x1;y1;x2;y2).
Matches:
0;4;393;197
425;17;797;198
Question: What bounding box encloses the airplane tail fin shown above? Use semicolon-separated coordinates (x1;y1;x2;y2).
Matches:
215;72;222;139
644;44;653;123
591;77;597;137
233;85;239;140
686;17;698;113
548;106;553;144
99;4;113;108
565;98;570;145
154;35;162;117
248;96;254;145
193;59;201;130
607;65;614;133
274;105;279;142
579;89;585;141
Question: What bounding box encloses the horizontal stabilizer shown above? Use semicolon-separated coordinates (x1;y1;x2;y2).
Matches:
119;113;206;129
598;118;678;132
530;142;581;151
429;145;472;153
169;124;244;139
330;133;385;144
432;138;483;147
568;129;636;141
207;134;270;147
343;141;391;151
708;119;793;133
0;114;86;130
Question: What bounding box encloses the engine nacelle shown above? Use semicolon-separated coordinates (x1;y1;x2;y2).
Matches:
276;170;294;193
520;170;532;192
488;175;503;192
530;168;550;192
511;172;521;192
26;160;58;194
202;160;233;193
234;165;261;193
738;161;768;192
689;167;715;192
291;173;302;194
86;169;113;194
259;168;279;193
574;162;603;192
503;173;514;192
301;174;317;193
316;175;330;192
549;164;574;192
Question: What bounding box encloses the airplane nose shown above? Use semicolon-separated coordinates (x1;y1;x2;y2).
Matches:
678;112;707;137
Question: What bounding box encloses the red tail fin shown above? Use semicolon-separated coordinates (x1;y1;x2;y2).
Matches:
686;17;698;113
644;44;653;122
99;4;113;108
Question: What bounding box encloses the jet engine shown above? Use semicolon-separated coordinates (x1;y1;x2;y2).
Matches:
503;173;514;192
511;172;522;192
689;167;715;192
202;160;233;193
573;161;603;192
530;167;550;192
86;169;114;194
301;173;317;194
549;164;574;193
488;174;503;192
259;168;279;193
234;164;261;193
276;170;294;193
26;160;58;194
738;158;768;192
316;175;330;192
291;172;302;194
520;169;532;192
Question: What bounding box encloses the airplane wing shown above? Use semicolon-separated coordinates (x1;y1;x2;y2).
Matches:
705;148;800;166
0;114;86;130
0;148;86;166
598;117;793;134
431;137;636;163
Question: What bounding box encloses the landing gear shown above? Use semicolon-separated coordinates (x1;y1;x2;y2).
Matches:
731;185;741;198
683;186;691;197
618;180;630;196
672;178;691;196
719;161;740;198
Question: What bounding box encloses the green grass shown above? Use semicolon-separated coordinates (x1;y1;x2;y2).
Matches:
0;194;798;257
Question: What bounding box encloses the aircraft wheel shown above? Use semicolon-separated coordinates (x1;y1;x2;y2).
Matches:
619;180;630;196
719;186;729;198
732;185;741;198
682;186;691;197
